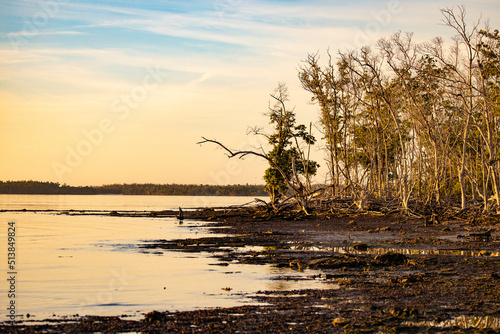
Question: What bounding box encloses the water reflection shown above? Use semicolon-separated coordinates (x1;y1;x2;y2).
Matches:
0;211;335;322
404;315;500;329
292;245;500;257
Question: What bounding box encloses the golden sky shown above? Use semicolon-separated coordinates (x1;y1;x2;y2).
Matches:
1;0;498;186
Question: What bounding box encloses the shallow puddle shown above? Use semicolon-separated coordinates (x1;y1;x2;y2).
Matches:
404;315;500;329
336;246;500;257
291;245;500;257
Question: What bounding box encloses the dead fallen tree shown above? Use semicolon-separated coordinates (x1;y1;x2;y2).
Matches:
198;137;316;214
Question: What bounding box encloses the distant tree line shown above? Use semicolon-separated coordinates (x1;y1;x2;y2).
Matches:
97;183;267;196
0;181;99;194
0;181;267;196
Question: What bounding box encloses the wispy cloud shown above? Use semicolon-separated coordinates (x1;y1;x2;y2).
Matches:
4;30;87;37
188;73;213;87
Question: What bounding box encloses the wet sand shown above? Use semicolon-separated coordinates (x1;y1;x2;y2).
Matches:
2;211;500;333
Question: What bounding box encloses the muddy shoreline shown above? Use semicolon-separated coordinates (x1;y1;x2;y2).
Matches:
2;209;500;333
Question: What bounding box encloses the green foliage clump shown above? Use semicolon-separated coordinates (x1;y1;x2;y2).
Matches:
261;83;318;202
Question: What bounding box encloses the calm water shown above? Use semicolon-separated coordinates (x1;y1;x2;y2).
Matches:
0;195;334;322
